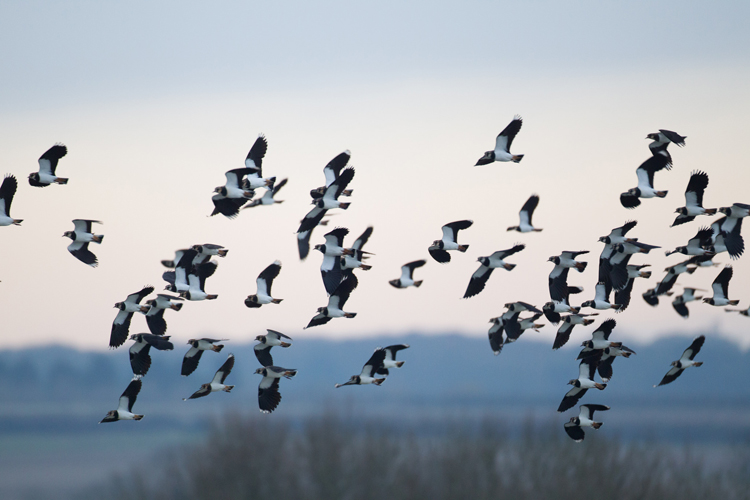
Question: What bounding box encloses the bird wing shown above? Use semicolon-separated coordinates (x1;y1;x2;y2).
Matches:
592;319;616;340
553;322;574;350
352;226;373;251
212;354;235;384
327;167;355;199
564;422;585;442
656;366;684;387
659;129;686;146
211;194;247;218
494;244;526;260
305;312;332;329
428;247;451;264
519;195;539;226
323;150;351;187
684;171;708;207
464;264;493;299
38;144;68;175
324;227;349;247
267;329;291;341
321;257;344;295
580;404;609;420
594;282;607;302
361;348;387;378
72;219;100;234
330;274;358;309
145;309;167;336
681;335;706;361
0;175;18;216
494;116;522;153
244;135;268;172
258;377;281;413
254;344;274;367
181;347;204;376
712;266;733;300
129;343;152;376
297;229;313;260
126;286;154;305
257;261;281;295
383;344;409;361
441;220;473;243
118;378;142;413
298;206;327;233
558;387;588;413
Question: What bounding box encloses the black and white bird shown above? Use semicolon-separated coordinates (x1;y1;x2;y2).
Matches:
428;220;473;263
99;378;144;423
642;287;674;307
671;288;704;319
719;202;750;219
508;313;545;342
581;283;622;311
375;344;410;375
110;286;154;348
335;348;387;387
63;219;104;267
474;116;524;165
549;250;588;273
305;275;358;329
214;168;256;200
29;144;69;187
128;333;174;377
507;195;541;232
296;215;333;261
725;305;750;316
162;249;198;294
316;227;352;294
244;178;288;208
487;317;505;355
191;244;228;263
243;134;275;190
598;220;638;246
703;265;739;306
245;261;283;308
254;329;292;367
298;167;354;233
0;175;22;227
184;353;235;400
655;259;697;297
389;260;427;289
596;345;635;383
647;129;686;165
713;206;747;259
181;262;219;301
557;354;606;413
254;366;297;414
620;155;671;209
613;264;652;312
182;338;227;376
144;294;184;336
464;244;525;298
310;150;354;199
564;404;610;442
655;335;705;387
665;227;714;257
552;313;598;350
672;171;716;226
578;319;621;355
341;226;374;273
542;292;583;325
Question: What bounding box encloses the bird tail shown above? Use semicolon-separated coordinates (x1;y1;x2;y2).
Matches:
396;361;405;367
656;191;668;198
595;383;607;390
360;264;372;271
212;344;224;352
342;189;353;197
374;378;386;386
512;154;524;163
133;415;144;420
705;208;717;215
344;312;357;318
280;342;292;348
686;267;697;274
55;177;69;184
172;303;184;311
640;271;652;279
693;361;704;367
206;294;219;300
339;202;351;209
583;319;595;326
414;280;423;288
504;263;516;271
458;245;469;252
272;298;284;304
284;370;298;378
575;262;587;272
592;422;603;430
12;219;22;225
223;385;234;393
729;300;740;306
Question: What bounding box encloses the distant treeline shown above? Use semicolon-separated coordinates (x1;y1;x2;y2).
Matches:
86;412;750;500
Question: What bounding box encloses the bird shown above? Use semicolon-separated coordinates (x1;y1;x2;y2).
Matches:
620;155;671;209
335;348;387;387
703;265;739;306
598;220;638;246
99;378;144;423
389;260;427;289
310;150;354;199
298;167;354;233
464;244;525;298
245;261;283;308
181;261;219;301
665;227;714;257
243;178;288;208
654;260;697;297
305;275;358;328
213;168;256;200
613;264;652;312
549;250;589;273
642;287;674;307
162;249;198;293
0;175;22;227
507;313;545;342
63;219;104;267
315;227;352;294
428;220;473;263
254;365;297;413
552;313;598;350
507;195;541;232
596;345;635;382
474;116;524;165
184;353;235;400
578;319;621;354
542;292;583;325
487;317;505;355
144;294;184;336
375;344;410;375
128;333;174;377
341;226;374;273
713;208;747;259
581;283;622;311
29;144;69;187
557;354;605;413
110;286;155;348
671;288;704;319
242;134;275;189
655;335;705;387
254;329;292;367
182;338;227;376
672;171;716;226
719;202;750;219
191;244;228;262
647;129;686;165
725;305;750;316
564;404;610;442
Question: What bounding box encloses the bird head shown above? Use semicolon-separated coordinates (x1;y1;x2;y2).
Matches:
548;256;560;264
213;186;227;196
313;244;326;254
317;306;327;314
581;340;594;349
255;334;266;343
114;302;125;310
675;207;687;215
646;132;660;141
569;416;580;425
62;231;75;240
254;368;266;376
568;379;580;387
581;300;594;308
719;206;731;216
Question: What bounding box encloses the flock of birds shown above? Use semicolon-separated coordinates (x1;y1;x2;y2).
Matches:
4;118;749;441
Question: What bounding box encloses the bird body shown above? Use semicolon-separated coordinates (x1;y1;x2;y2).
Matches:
255;365;297;413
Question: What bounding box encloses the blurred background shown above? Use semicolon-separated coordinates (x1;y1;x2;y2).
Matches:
1;1;749;498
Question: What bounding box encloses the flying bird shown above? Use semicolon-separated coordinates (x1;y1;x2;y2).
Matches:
245;261;283;308
316;227;352;294
110;286;154;348
181;261;219;301
703;265;739;306
99;378;144;423
671;288;704;319
29;144;69;187
254;366;297;413
335;348;387;387
672;171;716;226
389;260;427;289
243;178;288;208
655;335;705;387
665;227;714;257
242;134;276;189
647;129;686;165
507;195;541;232
475;116;524;165
428;220;473;263
182;338;227;376
464;244;525;298
552;313;598;350
63;219;104;267
144;294;183;336
254;329;292;367
298;167;354;233
310;150;354;199
162;249;199;294
128;333;174;377
581;283;622;311
305;275;358;328
341;226;374;273
620;155;671;209
375;344;410;375
0;175;22;227
564;404;610;442
184;353;235;400
557;354;606;413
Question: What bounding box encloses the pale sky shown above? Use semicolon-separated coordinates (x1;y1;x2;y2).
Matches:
1;1;750;351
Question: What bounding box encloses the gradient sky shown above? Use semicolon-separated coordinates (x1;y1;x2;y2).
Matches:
1;0;750;351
